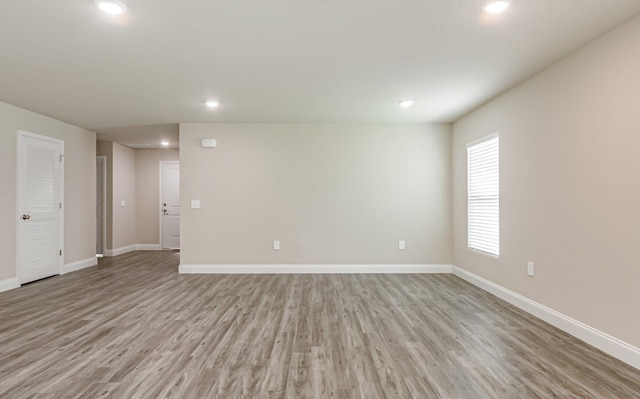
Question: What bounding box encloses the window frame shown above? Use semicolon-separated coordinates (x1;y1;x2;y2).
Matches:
466;132;500;258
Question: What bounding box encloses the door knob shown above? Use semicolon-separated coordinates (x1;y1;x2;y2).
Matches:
22;214;31;220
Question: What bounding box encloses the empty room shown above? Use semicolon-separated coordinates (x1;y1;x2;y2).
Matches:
1;0;640;397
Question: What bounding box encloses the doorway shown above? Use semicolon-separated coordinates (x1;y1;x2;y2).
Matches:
96;156;106;257
17;131;64;284
160;161;180;249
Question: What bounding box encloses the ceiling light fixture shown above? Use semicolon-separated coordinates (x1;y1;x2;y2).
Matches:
398;99;414;108
160;141;170;146
482;0;512;14
96;0;128;15
205;100;220;108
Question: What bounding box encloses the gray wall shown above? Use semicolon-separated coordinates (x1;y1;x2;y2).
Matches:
136;149;180;245
98;144;180;249
97;141;137;251
0;101;96;280
179;123;452;265
452;14;640;348
112;143;137;249
96;141;113;250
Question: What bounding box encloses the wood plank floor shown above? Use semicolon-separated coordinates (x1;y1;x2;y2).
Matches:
0;251;639;398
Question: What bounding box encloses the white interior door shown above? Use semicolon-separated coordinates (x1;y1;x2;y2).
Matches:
161;162;180;249
17;131;63;284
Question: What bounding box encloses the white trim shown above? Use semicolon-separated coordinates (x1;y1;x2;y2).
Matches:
62;257;98;274
179;264;453;274
104;244;137;257
466;131;499;148
451;266;640;371
136;244;162;251
0;278;20;294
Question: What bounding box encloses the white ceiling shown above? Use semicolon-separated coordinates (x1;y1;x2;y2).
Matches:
1;0;639;138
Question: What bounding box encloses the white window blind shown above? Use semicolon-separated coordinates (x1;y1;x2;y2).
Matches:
467;134;499;257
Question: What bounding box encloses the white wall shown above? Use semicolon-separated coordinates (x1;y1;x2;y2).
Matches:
452;14;640;348
0;101;96;281
179;123;452;266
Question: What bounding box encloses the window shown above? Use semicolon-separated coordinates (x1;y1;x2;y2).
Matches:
467;134;499;257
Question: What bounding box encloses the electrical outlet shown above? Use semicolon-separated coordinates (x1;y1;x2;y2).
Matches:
273;240;280;250
527;261;534;277
399;240;406;250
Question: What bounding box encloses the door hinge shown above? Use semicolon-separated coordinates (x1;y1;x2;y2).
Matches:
59;202;62;209
59;249;62;256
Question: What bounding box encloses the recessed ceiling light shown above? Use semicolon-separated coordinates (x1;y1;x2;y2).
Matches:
96;0;128;15
205;100;220;108
482;0;512;14
160;141;170;146
398;99;414;108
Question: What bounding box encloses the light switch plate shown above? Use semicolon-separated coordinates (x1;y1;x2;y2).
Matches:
120;200;125;207
191;200;201;209
399;240;406;250
201;139;217;148
273;240;280;250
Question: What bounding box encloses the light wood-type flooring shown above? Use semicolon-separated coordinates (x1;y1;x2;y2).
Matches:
1;251;639;398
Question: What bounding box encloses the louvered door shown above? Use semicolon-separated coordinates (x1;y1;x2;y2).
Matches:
17;131;63;284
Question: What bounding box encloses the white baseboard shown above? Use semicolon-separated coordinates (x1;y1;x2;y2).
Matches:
105;244;163;257
62;257;98;274
104;245;137;257
451;266;640;371
179;264;453;275
0;277;20;294
135;244;162;251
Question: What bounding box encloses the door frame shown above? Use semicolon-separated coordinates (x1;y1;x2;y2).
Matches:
159;161;179;249
96;155;107;256
16;130;65;283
